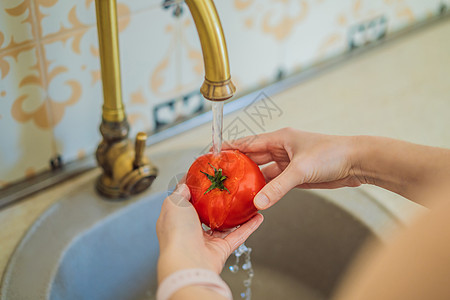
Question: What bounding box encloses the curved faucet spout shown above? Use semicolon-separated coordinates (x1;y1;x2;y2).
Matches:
185;0;236;101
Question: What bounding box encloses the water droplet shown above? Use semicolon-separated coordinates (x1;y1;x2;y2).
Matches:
229;265;239;273
230;243;255;299
242;262;251;270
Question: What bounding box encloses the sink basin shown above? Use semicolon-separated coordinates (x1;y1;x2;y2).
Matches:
222;189;382;300
1;181;397;300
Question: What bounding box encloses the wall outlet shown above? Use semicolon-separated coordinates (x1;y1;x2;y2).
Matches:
348;16;388;50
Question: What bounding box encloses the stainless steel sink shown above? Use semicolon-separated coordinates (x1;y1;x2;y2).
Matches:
0;149;398;300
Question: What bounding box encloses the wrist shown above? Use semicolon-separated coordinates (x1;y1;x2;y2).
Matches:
349;135;400;189
348;135;373;185
156;268;232;300
172;285;230;300
157;246;216;283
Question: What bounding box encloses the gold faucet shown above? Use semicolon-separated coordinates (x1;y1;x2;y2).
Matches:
94;0;235;198
186;0;236;101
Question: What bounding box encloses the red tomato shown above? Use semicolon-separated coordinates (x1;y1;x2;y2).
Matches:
186;150;265;231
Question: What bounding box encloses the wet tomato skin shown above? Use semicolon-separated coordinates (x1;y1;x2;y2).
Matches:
186;150;265;231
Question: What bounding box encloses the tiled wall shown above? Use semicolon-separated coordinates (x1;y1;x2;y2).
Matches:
0;0;448;187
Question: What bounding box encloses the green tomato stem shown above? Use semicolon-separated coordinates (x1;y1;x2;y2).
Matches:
201;163;230;194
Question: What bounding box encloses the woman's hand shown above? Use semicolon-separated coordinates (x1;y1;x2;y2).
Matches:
223;127;362;210
156;183;264;282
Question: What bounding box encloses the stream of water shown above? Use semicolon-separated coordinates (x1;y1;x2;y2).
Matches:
211;102;224;155
211;100;255;299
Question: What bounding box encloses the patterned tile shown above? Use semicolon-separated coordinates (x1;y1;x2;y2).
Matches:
280;0;443;74
280;0;357;73
35;0;161;38
213;0;281;92
36;0;97;37
44;26;102;163
46;5;179;162
384;0;442;32
120;6;180;136
0;0;36;50
0;45;55;186
179;14;203;98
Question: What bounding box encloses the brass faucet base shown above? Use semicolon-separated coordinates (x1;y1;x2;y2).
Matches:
96;120;158;199
96;175;122;199
96;167;157;199
95;0;159;199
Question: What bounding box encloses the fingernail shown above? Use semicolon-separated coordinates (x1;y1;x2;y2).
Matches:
176;183;187;191
254;193;269;209
171;184;191;207
175;183;190;198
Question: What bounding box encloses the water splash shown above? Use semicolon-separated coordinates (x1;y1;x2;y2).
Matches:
229;243;254;300
211;101;224;155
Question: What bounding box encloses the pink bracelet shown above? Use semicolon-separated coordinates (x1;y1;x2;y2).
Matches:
156;268;233;300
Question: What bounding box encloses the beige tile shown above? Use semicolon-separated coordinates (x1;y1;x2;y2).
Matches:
212;0;281;92
178;15;203;97
43;26;103;163
280;0;442;74
36;0;95;37
0;1;36;50
280;0;352;73
35;0;160;38
47;5;181;162
120;7;181;136
175;9;208;119
385;0;441;32
0;45;55;186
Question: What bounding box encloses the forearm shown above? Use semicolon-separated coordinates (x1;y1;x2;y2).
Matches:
352;136;450;205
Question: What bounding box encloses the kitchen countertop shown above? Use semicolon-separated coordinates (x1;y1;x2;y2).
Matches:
1;17;449;283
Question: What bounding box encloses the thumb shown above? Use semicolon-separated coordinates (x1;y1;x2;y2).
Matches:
168;183;191;207
254;163;299;210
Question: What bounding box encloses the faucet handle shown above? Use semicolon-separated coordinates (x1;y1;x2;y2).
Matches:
133;132;147;168
120;131;157;196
